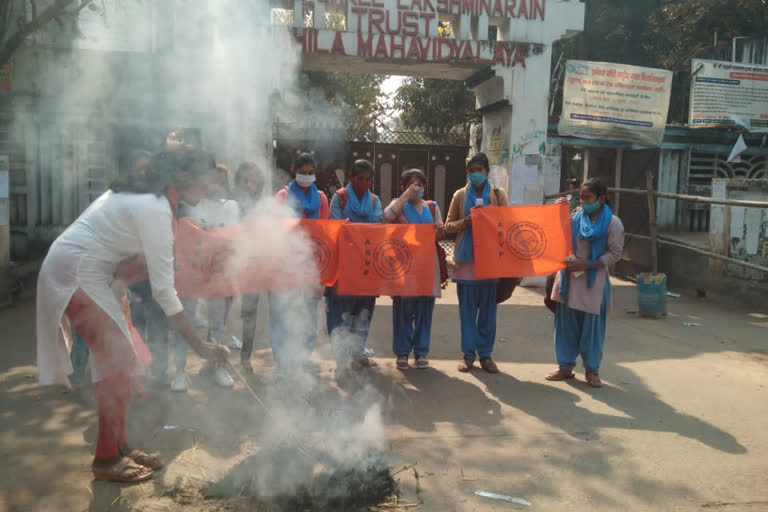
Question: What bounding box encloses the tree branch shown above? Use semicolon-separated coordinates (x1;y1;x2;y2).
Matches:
0;0;84;65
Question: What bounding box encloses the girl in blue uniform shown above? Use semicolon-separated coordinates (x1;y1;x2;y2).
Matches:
327;159;383;371
445;153;509;374
271;153;329;369
383;169;445;370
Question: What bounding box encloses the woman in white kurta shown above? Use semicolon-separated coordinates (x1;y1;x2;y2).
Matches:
36;148;229;483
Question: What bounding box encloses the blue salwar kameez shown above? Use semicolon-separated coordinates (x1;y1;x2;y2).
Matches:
554;278;610;373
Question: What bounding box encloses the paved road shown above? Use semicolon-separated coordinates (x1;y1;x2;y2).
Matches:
1;279;767;511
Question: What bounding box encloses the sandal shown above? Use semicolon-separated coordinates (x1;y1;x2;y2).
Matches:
545;369;575;381
120;447;163;470
92;457;153;483
479;357;499;374
457;357;474;373
585;372;603;388
396;355;409;371
414;356;429;369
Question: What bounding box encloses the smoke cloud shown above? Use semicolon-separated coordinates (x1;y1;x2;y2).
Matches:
12;0;392;506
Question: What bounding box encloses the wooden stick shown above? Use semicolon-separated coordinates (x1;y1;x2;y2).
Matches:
227;363;268;412
618;188;768;208
625;233;768;274
226;363;317;463
646;172;659;274
391;463;418;477
545;189;768;209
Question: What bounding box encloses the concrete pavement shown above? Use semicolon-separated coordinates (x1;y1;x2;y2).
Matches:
1;279;767;511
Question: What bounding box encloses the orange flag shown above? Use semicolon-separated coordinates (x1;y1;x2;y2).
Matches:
173;219;246;299
115;218;345;298
336;224;435;297
472;204;572;278
175;217;333;298
300;218;346;287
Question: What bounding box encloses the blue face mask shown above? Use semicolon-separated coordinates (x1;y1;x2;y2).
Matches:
408;186;425;200
581;200;602;214
468;173;487;187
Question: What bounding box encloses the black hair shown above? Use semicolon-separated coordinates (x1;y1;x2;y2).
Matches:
129;149;152;167
582;178;607;197
235;161;259;185
467;152;490;172
110;147;215;196
568;178;581;187
582;178;612;208
351;159;374;178
293;153;317;172
400;168;427;188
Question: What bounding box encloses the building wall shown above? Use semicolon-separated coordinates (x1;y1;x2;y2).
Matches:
3;2;279;259
711;179;768;282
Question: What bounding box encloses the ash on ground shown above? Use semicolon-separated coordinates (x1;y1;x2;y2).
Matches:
205;449;395;511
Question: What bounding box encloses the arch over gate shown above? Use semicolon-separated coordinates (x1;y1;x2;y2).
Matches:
270;0;585;203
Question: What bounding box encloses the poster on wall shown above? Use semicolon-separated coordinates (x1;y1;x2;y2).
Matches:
689;59;768;133
558;60;672;146
0;155;8;227
0;65;10;92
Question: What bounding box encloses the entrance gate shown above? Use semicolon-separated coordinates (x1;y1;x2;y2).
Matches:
274;125;469;214
272;0;586;206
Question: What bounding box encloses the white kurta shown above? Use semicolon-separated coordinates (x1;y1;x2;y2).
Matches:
36;191;184;387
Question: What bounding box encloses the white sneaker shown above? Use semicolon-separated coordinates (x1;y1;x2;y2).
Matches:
363;347;375;357
171;372;188;392
214;367;234;388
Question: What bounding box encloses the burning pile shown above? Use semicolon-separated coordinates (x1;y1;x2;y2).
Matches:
205;450;395;511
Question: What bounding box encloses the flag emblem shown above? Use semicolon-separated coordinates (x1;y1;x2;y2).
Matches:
506;222;548;260
373;239;413;280
310;236;331;274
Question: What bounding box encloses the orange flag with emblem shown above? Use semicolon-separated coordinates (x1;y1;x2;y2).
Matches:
472;204;572;278
300;219;345;287
336;223;435;297
173;219;248;299
117;218;343;297
173;217;319;298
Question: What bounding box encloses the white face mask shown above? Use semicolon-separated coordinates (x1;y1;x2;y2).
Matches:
295;174;316;188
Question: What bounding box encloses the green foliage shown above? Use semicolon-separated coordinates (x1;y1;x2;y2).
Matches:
552;0;768;123
304;71;387;137
393;78;478;131
648;0;768;71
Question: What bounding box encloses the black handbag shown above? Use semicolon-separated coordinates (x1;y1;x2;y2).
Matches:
496;277;521;304
544;274;557;313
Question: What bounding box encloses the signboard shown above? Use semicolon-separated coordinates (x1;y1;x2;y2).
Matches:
297;29;530;68
0;155;8;227
558;60;672;146
295;0;551;68
689;59;768;132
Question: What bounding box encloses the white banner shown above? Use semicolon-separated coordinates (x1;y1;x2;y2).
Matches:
690;59;768;133
558;60;672;146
